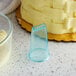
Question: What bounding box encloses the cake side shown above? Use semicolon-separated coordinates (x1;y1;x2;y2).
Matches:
21;0;76;34
16;7;76;41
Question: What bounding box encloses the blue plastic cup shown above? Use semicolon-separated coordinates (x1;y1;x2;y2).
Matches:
28;23;50;62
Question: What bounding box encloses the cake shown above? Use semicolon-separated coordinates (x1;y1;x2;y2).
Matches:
19;0;76;41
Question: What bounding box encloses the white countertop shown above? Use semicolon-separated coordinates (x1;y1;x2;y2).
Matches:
0;13;76;76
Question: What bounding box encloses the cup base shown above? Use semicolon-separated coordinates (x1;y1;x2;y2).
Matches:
28;48;50;62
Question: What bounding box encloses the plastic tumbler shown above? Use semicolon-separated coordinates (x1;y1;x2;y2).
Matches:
28;23;50;62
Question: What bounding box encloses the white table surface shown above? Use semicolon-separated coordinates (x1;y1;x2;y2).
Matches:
0;12;76;76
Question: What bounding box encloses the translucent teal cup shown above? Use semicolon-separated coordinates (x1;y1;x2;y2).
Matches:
28;23;50;62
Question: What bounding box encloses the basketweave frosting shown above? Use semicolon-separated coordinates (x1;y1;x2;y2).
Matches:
21;0;76;34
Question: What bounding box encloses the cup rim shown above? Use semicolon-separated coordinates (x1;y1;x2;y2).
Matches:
0;13;13;45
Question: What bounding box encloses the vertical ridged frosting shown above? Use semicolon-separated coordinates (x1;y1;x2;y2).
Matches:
21;0;76;34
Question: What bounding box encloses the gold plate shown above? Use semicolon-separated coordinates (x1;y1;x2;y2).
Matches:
16;7;76;41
